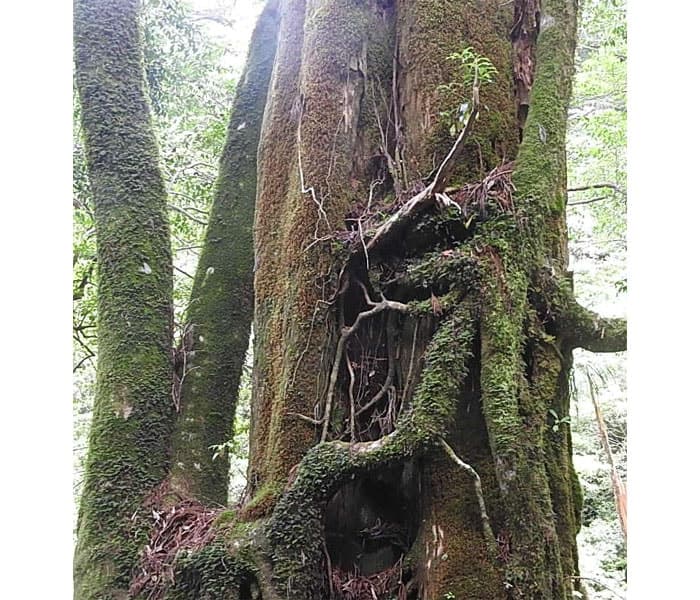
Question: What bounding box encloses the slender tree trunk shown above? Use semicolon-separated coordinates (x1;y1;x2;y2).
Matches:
168;0;280;507
73;1;174;597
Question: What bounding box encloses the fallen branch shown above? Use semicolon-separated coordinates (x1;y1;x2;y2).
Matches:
354;99;481;260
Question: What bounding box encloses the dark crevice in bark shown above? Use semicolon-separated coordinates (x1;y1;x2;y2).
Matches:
324;462;419;581
512;0;541;137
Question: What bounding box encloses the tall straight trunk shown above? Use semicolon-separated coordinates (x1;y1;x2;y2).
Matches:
114;1;627;598
73;1;174;598
168;0;280;507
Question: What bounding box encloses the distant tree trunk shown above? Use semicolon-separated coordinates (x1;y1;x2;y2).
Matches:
73;1;174;598
75;0;628;598
168;1;280;507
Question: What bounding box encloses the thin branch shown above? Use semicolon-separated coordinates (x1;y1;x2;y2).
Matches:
173;265;195;280
568;196;610;207
400;320;419;410
570;576;626;600
356;102;480;259
345;352;357;442
356;317;397;418
174;245;204;253
166;191;211;214
430;101;480;194
167;203;208;226
585;370;627;542
297;105;332;238
73;333;96;372
73;352;96;373
567;183;625;195
438;437;498;557
288;412;323;426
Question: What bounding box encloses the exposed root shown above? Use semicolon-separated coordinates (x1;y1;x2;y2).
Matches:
438;437;498;558
321;282;410;442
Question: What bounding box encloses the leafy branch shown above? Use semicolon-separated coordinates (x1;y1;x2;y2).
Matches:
438;47;498;136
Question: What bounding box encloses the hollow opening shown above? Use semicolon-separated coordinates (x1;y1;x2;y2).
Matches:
238;574;260;600
324;463;419;599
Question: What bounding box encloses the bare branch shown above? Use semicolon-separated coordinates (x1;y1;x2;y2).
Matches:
167;203;208;226
567;183;625;195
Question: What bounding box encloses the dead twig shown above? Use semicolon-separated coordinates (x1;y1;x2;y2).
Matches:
356;101;480;259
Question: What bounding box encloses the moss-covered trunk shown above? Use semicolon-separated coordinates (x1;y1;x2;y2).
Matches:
74;1;174;597
92;0;627;598
168;0;280;507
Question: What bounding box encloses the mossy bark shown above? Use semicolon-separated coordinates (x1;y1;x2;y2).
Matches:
103;0;626;598
169;0;280;507
74;1;174;597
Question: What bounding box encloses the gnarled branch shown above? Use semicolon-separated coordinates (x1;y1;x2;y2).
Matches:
562;301;626;353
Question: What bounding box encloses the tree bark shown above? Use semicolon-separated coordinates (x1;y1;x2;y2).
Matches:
168;0;280;507
73;1;174;597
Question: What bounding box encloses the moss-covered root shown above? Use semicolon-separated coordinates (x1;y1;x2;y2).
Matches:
165;539;261;600
264;302;475;599
169;0;280;507
532;340;582;590
74;0;174;597
479;263;569;598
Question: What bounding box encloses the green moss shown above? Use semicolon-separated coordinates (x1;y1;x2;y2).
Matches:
213;510;238;530
73;1;175;597
512;0;578;268
262;302;477;598
170;0;280;507
167;541;258;600
397;0;519;183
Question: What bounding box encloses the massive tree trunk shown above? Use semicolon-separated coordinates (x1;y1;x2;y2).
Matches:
162;0;625;598
73;1;175;597
75;0;627;598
